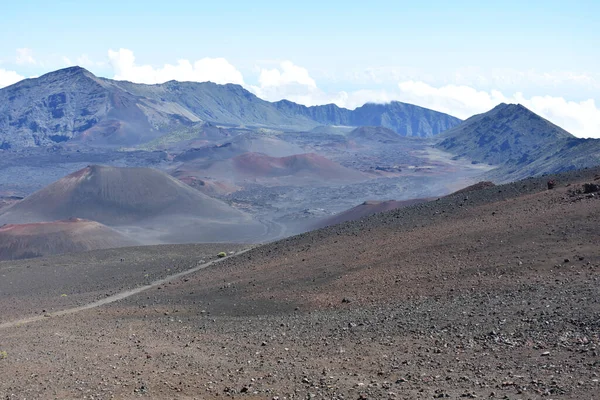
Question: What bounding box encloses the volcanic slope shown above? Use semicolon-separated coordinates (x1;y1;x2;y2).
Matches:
0;218;139;261
314;181;497;228
0;167;598;399
0;242;248;323
313;198;433;228
347;125;403;143
0;66;461;149
180;152;368;185
0;165;265;243
436;103;600;180
437;103;574;165
173;132;305;163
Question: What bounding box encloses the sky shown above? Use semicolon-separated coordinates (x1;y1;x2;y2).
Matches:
1;0;599;137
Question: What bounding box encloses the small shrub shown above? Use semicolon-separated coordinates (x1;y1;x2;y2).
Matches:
217;252;227;258
0;351;7;360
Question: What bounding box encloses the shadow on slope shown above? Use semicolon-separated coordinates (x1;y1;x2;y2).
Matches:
0;165;266;243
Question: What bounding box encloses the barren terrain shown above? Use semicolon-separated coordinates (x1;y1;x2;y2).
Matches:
0;168;598;399
0;219;139;261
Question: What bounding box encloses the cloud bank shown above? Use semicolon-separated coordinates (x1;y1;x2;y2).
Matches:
107;48;245;85
395;81;600;138
3;48;600;138
15;48;36;65
248;62;600;138
0;68;25;88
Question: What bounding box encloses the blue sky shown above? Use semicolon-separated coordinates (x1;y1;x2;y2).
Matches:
1;0;599;136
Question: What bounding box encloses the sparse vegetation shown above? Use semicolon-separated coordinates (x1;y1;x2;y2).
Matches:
217;252;227;258
0;351;7;360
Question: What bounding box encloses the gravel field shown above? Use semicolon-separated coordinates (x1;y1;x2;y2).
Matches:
0;167;599;399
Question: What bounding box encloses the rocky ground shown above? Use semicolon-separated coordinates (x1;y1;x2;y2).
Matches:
0;168;599;399
0;244;248;323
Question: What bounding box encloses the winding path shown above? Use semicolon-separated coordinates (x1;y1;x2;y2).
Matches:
0;248;253;330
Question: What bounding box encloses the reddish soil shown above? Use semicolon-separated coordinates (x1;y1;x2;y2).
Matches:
0;167;598;399
230;152;367;182
0;218;139;261
0;165;250;225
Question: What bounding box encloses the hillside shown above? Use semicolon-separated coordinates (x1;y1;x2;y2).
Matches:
436;103;574;165
179;152;368;186
0;67;189;147
136;121;233;151
313;198;432;228
0;165;265;243
0;218;138;260
274;100;461;137
173;131;304;163
346;126;402;142
0;167;598;398
0;67;462;149
487;136;600;181
435;103;600;180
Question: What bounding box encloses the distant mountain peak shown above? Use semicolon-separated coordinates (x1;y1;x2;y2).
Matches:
437;103;574;165
61;65;90;73
42;65;95;79
490;102;530;114
0;66;463;149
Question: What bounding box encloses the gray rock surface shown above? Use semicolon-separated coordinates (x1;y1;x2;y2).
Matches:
0;67;462;149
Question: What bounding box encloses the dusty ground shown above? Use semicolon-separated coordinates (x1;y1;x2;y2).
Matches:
0;168;599;399
0;244;248;323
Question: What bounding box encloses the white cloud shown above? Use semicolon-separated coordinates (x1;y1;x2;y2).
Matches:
395;81;600;138
0;68;24;88
484;68;598;89
107;48;245;85
15;48;36;65
62;56;73;66
251;61;367;107
101;51;599;137
396;81;505;118
247;61;600;138
78;54;105;69
259;60;317;89
340;66;433;85
341;66;599;93
250;61;324;105
62;54;106;69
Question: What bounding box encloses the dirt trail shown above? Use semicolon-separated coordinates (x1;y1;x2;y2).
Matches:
0;248;252;330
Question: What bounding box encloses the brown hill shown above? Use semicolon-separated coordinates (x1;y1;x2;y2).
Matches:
314;198;432;228
172;131;305;161
0;168;599;399
0;218;138;260
0;165;264;243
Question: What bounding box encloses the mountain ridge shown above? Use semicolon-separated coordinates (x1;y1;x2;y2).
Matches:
435;102;600;181
436;102;574;165
0;66;462;149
